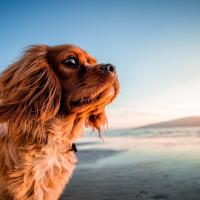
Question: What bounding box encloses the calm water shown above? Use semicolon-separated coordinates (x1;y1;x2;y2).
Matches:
102;126;200;137
62;127;200;200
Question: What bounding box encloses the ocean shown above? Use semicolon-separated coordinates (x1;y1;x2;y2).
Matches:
106;126;200;137
62;127;200;200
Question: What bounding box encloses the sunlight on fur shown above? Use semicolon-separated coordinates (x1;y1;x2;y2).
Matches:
0;44;119;200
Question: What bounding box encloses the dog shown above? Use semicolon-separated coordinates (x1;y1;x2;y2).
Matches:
0;44;119;200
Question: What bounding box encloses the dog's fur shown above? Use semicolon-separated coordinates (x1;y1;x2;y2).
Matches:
0;44;119;200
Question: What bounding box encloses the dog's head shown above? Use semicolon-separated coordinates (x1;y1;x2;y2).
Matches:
48;45;119;130
0;44;119;143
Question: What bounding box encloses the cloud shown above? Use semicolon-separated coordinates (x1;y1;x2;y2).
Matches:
106;107;166;129
106;78;200;129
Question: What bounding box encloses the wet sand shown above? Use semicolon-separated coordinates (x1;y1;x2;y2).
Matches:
61;137;200;200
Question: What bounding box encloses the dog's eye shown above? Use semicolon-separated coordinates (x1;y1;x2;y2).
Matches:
63;57;79;68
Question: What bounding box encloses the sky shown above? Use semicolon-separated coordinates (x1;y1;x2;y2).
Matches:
0;0;200;129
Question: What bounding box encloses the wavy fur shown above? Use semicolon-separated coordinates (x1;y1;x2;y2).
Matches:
0;44;119;200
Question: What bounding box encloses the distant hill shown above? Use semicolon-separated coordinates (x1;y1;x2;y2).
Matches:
137;116;200;129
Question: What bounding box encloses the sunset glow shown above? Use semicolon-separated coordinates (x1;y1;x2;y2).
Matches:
1;0;200;129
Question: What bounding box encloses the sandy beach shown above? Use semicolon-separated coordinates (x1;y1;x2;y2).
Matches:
61;136;200;200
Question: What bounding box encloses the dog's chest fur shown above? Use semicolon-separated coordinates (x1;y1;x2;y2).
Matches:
0;118;78;200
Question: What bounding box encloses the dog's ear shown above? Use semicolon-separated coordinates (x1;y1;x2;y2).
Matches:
86;109;107;132
0;45;61;144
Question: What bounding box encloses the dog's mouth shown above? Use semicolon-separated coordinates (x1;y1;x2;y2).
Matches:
71;92;103;107
70;80;119;110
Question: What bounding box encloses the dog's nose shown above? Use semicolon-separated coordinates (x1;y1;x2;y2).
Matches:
100;64;116;74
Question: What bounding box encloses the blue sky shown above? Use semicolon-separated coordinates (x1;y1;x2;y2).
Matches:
1;0;200;128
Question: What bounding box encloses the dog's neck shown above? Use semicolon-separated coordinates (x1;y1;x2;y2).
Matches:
45;113;86;144
0;112;87;150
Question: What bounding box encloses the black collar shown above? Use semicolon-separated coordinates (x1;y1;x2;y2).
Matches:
71;143;77;153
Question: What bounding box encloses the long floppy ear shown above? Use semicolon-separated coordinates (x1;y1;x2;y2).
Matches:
0;45;61;144
86;108;107;133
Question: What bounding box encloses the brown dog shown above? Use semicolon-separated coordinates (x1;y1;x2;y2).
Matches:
0;44;119;200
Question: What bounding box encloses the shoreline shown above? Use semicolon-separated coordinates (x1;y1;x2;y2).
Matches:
61;136;200;200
